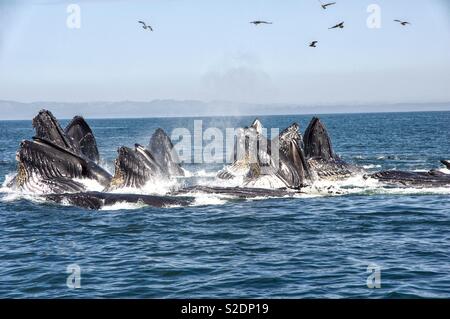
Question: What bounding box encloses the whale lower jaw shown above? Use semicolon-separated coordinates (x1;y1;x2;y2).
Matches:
244;174;290;189
308;158;362;181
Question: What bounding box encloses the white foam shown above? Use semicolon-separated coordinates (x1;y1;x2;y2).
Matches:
191;194;229;206
100;201;147;211
303;173;450;196
192;169;219;178
362;164;382;169
1;173;15;188
108;177;179;196
73;178;105;192
181;168;193;177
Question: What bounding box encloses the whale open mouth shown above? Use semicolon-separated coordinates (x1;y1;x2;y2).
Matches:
108;144;164;190
11;139;87;194
8;110;112;194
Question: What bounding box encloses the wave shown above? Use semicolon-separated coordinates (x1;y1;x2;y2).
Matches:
100;201;149;211
362;164;382;169
108;178;180;196
305;174;450;196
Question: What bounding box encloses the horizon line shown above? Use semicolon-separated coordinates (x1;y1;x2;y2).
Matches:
1;109;449;122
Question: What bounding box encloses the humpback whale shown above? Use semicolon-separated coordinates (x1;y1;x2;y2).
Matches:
203;119;306;193
217;117;359;189
303;117;361;181
273;122;311;188
149;128;185;177
108;128;184;190
216;119;299;189
108;144;165;190
8;110;112;193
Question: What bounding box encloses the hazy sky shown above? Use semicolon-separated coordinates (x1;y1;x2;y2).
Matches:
1;0;450;105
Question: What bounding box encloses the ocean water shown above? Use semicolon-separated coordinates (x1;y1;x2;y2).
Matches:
0;111;449;298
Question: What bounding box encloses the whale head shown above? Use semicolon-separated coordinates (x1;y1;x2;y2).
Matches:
32;110;76;152
149;128;184;177
109;144;163;190
8;110;111;192
65;116;100;163
303;117;335;161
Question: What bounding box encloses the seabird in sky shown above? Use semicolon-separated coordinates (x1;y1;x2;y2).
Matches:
329;21;344;29
250;21;273;26
394;20;411;26
138;21;153;31
321;2;336;10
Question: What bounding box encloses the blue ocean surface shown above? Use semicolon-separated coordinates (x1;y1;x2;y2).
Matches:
0;111;449;298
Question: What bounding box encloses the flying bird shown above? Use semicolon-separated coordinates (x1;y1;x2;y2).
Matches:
329;21;344;29
321;2;336;10
138;21;153;31
394;19;411;26
309;41;318;48
250;21;273;26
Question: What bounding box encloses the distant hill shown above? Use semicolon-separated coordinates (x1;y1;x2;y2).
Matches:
0;100;449;120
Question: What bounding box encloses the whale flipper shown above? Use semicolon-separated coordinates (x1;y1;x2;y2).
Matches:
65;116;100;163
149;128;184;177
441;160;450;170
